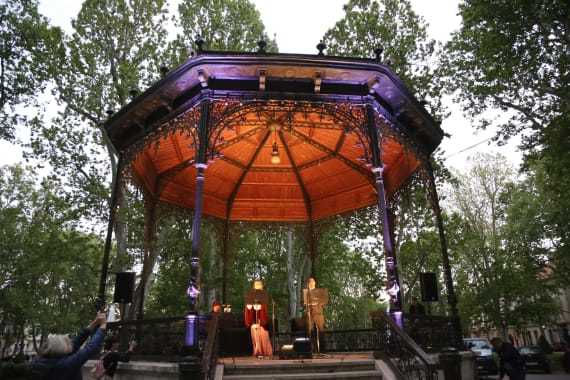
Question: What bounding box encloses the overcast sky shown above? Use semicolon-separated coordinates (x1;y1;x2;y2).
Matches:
0;0;521;171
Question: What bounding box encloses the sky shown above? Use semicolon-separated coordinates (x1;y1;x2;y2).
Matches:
0;0;522;171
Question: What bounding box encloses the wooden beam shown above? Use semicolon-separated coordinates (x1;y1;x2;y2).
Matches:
226;130;272;218
228;120;342;130
220;155;247;170
296;155;334;171
155;158;194;196
286;128;374;184
249;166;292;173
334;130;347;153
278;131;312;220
171;135;184;162
215;125;265;150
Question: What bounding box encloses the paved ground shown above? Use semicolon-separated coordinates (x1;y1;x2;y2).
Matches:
481;373;570;379
526;374;570;379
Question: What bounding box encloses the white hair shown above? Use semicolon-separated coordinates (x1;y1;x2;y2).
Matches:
39;334;72;357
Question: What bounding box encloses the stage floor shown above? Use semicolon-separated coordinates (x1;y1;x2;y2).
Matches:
220;351;374;365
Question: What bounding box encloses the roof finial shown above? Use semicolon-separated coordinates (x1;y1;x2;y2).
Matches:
374;47;383;63
257;38;267;53
194;35;205;54
317;40;326;56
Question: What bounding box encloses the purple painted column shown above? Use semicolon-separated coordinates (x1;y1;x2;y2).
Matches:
366;105;402;321
185;100;210;347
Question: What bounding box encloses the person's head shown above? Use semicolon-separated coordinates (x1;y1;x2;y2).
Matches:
411;297;419;304
307;277;317;290
490;337;503;350
212;301;222;313
39;335;73;358
253;280;264;290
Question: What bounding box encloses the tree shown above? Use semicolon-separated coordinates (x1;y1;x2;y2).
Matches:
26;0;281;319
442;0;568;148
322;0;444;117
174;0;277;60
0;165;103;357
442;0;570;279
448;153;558;334
0;0;60;140
26;0;171;318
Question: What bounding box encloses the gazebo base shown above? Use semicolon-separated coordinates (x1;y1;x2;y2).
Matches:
83;352;477;380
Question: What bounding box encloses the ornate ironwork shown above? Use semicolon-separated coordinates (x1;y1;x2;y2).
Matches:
107;317;189;362
201;312;220;380
371;311;439;380
404;314;461;352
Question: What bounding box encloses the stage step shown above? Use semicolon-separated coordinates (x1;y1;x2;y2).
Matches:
223;358;382;380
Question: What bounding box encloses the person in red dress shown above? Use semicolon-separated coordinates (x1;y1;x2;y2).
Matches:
244;280;273;357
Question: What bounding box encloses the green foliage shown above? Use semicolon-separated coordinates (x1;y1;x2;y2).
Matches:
174;0;277;59
317;220;386;329
0;0;61;140
323;0;444;118
0;165;103;343
27;0;171;225
146;220;385;330
442;0;570;286
442;0;568;146
448;153;558;332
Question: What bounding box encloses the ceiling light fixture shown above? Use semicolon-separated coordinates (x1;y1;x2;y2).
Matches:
269;122;281;164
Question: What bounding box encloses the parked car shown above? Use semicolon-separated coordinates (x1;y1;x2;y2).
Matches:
464;338;498;376
519;345;551;373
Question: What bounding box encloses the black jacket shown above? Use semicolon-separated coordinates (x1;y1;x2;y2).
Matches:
497;342;525;379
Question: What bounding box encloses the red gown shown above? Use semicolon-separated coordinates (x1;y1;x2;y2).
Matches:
244;303;273;357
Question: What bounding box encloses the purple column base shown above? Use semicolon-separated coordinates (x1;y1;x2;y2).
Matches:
390;311;403;329
185;313;198;347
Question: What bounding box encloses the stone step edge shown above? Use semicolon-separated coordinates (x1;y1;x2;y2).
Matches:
223;359;376;370
223;370;382;380
225;364;376;375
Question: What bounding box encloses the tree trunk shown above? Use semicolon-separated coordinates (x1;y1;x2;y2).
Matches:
18;325;24;355
127;201;162;320
200;226;219;310
286;227;297;320
32;325;39;353
114;187;128;268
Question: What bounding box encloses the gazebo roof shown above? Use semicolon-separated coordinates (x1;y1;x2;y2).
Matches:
104;50;443;223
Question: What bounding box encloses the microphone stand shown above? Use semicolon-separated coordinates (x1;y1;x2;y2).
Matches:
272;299;276;353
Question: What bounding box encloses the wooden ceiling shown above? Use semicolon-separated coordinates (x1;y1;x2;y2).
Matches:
131;102;420;222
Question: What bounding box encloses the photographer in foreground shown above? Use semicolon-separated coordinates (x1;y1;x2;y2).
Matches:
30;311;107;380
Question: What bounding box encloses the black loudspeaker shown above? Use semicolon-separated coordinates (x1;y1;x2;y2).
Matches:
420;272;438;302
293;337;312;359
113;272;135;304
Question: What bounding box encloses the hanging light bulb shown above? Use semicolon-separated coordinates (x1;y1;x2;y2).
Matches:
271;141;281;164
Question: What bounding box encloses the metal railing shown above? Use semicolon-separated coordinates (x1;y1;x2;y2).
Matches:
201;312;220;380
404;314;462;352
106;312;454;380
371;311;439;380
107;317;186;361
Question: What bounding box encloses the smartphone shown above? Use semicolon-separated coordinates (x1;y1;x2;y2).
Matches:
107;304;116;323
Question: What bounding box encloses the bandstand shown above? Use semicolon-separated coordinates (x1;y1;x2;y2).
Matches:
98;39;462;380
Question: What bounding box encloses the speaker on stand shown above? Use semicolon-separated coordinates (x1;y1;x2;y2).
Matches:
113;272;135;304
420;272;438;302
